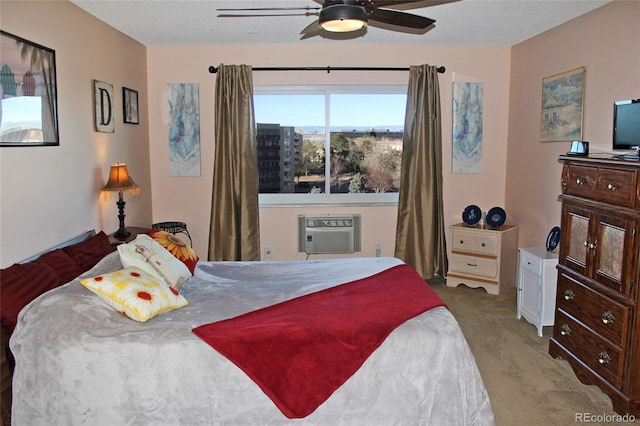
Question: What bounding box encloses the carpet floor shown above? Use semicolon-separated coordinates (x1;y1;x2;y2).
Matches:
429;280;634;426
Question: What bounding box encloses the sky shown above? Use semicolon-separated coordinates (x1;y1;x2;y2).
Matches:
254;93;407;128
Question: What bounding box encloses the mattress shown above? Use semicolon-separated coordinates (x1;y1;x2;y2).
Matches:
10;252;495;425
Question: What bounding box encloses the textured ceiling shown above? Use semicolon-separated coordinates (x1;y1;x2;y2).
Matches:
70;0;612;46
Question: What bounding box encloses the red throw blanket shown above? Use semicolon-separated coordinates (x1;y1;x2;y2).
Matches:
192;264;447;418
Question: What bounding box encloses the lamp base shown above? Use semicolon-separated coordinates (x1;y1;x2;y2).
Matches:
113;227;131;239
113;195;130;239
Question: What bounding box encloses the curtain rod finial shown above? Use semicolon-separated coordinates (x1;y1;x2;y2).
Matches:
209;66;218;74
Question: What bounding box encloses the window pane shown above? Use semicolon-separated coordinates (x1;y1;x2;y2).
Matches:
329;94;405;194
254;89;406;196
255;94;325;193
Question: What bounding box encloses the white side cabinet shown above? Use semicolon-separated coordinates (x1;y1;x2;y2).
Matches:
517;247;559;337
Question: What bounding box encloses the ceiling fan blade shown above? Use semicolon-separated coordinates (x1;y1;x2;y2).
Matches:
218;12;319;18
368;8;434;29
301;19;319;34
364;0;457;9
217;6;320;12
300;19;321;39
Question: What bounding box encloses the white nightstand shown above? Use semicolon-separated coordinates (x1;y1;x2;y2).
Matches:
517;247;559;337
446;223;518;295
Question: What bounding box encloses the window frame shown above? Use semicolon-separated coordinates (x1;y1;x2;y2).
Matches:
254;85;407;206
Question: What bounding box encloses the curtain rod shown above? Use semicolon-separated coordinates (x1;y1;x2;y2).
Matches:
208;65;445;74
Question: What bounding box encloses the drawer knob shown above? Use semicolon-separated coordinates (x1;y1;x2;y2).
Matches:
466;262;478;267
481;242;486;247
602;311;615;324
598;351;611;365
564;289;575;301
459;240;464;244
607;183;618;191
560;324;571;336
576;177;585;185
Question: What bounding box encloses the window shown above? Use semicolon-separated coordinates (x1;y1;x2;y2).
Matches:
254;86;407;205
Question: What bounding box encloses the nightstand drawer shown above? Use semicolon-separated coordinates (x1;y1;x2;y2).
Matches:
474;235;497;255
520;250;543;275
449;254;498;279
451;230;474;252
451;229;497;255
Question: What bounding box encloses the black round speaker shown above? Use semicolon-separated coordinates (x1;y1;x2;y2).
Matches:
486;207;506;228
462;205;482;226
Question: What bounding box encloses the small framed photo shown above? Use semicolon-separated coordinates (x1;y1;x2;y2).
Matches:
123;87;139;124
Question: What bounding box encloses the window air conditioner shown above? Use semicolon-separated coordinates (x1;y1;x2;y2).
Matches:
297;214;361;254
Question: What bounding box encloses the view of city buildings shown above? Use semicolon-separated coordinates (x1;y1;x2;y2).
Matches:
256;123;403;194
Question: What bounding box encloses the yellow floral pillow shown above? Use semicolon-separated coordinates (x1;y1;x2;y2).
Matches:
80;267;188;322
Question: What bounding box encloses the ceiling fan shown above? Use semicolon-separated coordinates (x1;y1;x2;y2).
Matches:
217;1;456;39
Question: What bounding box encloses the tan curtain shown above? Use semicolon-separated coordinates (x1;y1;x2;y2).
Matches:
208;64;260;260
394;65;447;279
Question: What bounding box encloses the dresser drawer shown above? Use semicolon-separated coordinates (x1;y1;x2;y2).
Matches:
449;253;498;279
556;274;630;346
554;311;624;388
564;163;638;207
596;168;636;207
451;229;498;255
520;250;542;275
565;165;597;199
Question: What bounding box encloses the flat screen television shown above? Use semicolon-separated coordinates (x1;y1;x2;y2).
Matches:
613;99;640;155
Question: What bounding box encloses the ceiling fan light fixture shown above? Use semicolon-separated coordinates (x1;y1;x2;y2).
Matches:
319;4;368;32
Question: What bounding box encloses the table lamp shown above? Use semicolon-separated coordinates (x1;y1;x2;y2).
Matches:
103;162;139;238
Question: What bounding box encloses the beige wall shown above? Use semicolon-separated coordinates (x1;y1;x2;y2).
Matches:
0;1;151;267
147;44;511;260
506;0;640;248
2;0;637;267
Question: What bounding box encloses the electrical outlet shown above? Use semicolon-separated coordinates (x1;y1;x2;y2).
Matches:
263;246;273;259
375;243;381;257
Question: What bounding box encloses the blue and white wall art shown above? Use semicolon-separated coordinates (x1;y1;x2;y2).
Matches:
167;83;201;177
452;82;483;174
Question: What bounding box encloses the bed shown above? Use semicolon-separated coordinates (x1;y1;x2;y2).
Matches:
8;231;495;426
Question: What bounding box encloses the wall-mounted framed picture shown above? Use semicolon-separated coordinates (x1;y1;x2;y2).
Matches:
94;80;114;132
0;30;59;146
540;66;585;142
123;87;139;124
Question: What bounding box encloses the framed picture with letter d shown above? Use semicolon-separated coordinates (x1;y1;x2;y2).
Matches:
94;80;114;133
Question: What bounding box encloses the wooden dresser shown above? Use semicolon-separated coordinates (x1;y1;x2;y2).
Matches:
549;155;640;416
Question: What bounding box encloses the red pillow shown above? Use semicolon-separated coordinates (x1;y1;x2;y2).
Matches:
63;231;114;272
0;261;60;334
36;249;82;284
147;229;199;274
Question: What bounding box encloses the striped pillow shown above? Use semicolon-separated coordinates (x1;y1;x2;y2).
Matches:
36;249;82;284
0;261;60;333
63;231;114;272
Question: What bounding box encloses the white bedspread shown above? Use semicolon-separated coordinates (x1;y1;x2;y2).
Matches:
10;252;495;426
